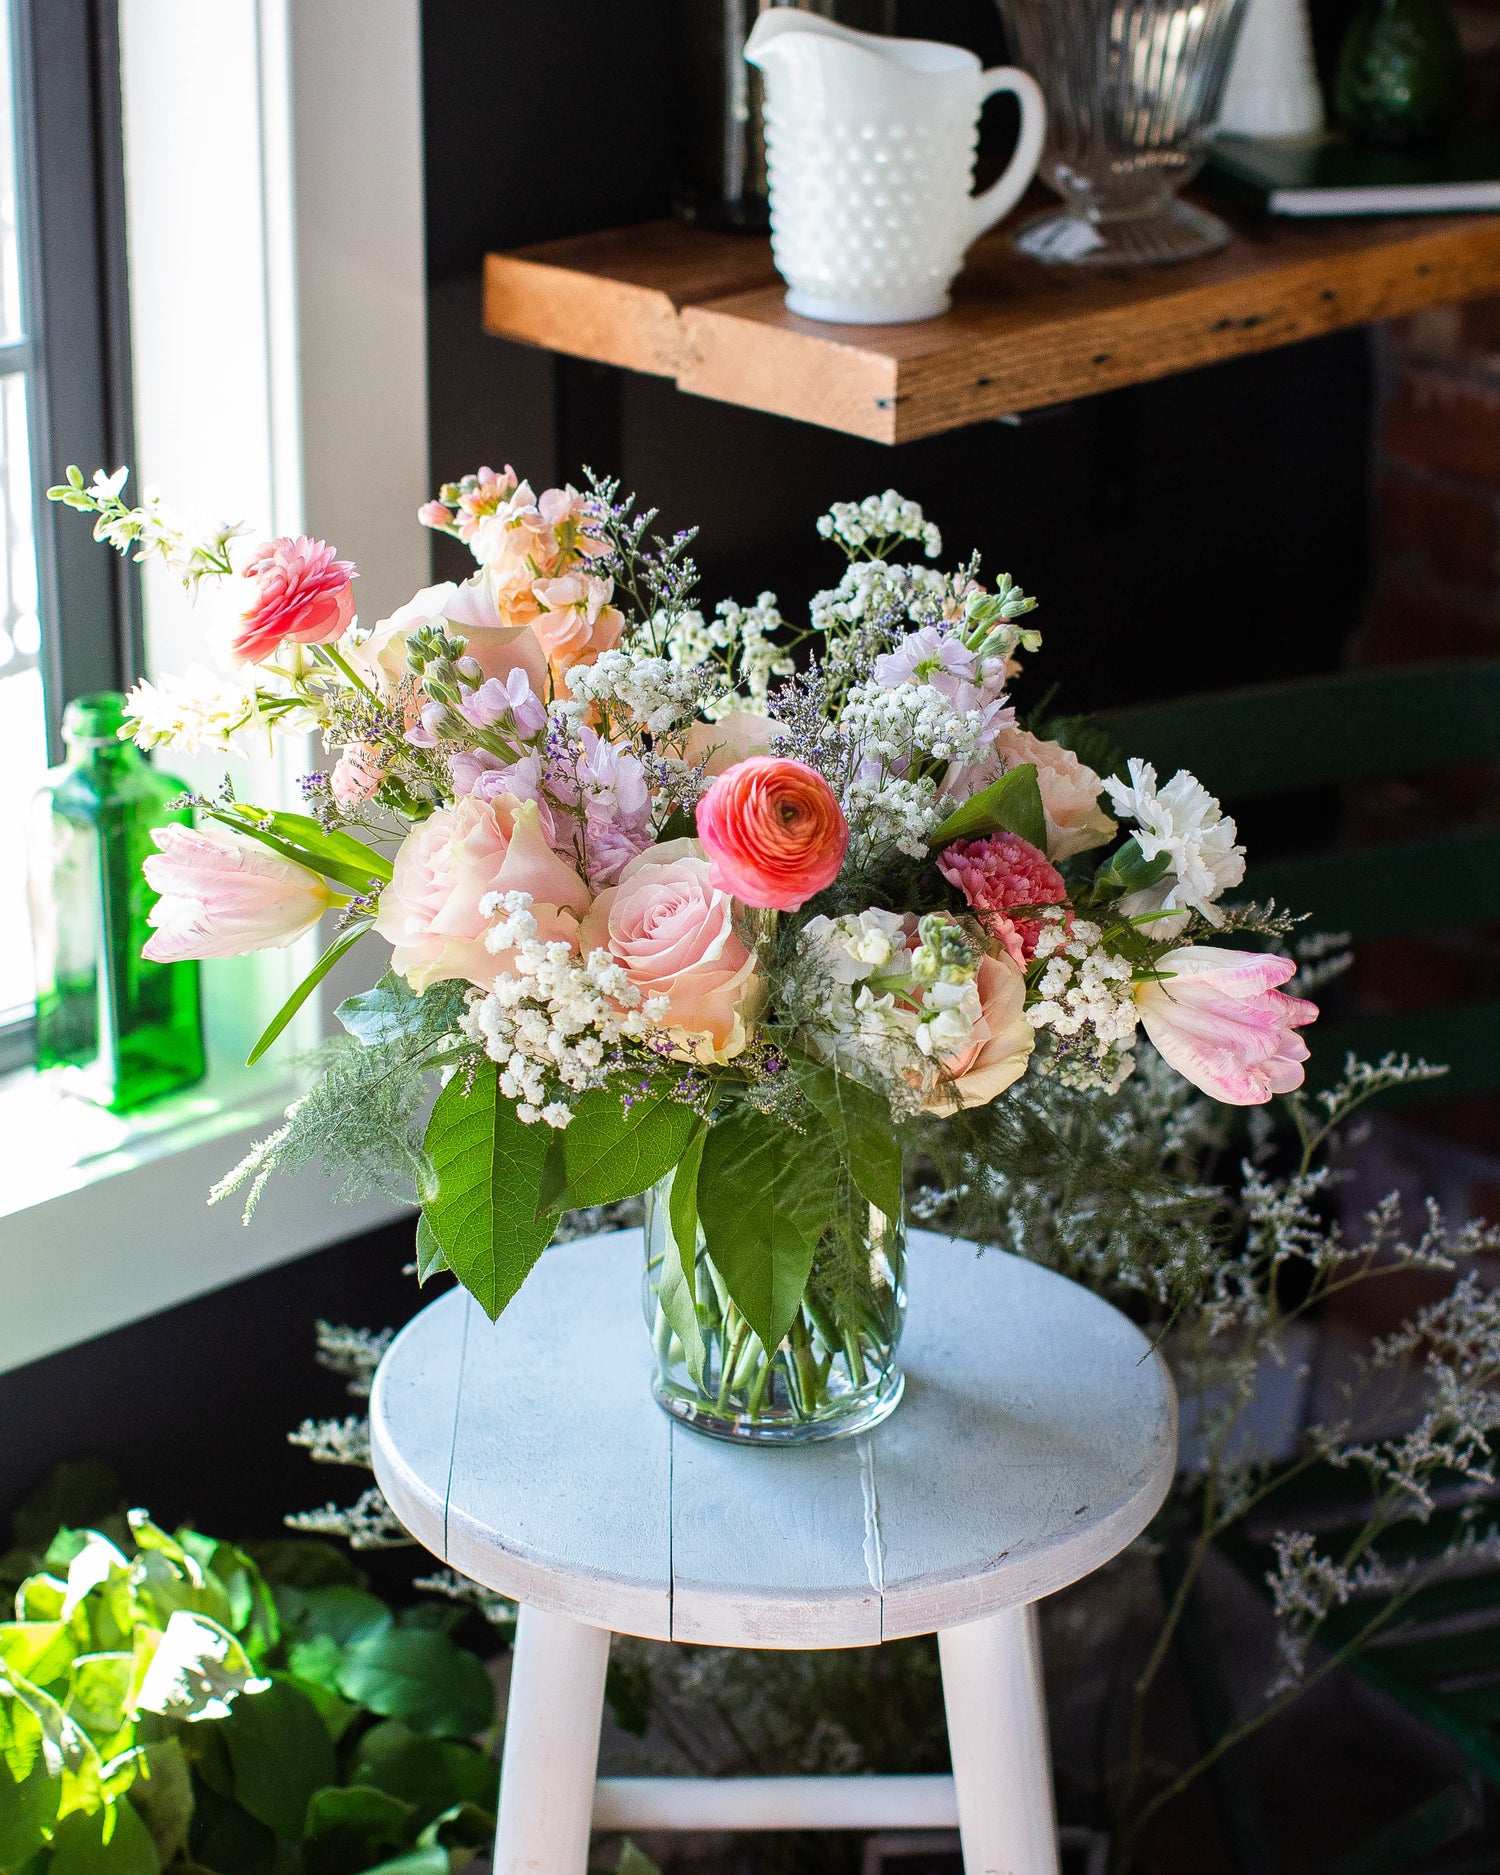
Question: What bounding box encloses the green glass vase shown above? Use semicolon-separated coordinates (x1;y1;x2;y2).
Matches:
1336;0;1462;149
28;692;205;1111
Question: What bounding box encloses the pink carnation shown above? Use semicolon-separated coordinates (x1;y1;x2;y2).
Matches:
937;831;1068;966
230;536;356;665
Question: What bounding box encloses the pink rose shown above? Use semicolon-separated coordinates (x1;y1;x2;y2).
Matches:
937;831;1068;966
924;951;1035;1114
373;794;590;993
578;839;759;1064
230;537;356;666
943;727;1116;864
142;824;332;962
682;711;777;777
1136;946;1318;1106
695;757;848;912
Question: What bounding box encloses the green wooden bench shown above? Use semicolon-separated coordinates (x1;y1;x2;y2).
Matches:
1100;661;1500;1099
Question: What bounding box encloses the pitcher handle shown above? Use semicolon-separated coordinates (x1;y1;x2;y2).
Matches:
969;67;1047;242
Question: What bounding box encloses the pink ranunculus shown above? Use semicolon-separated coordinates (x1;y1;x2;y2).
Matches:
943;727;1116;864
682;711;777;777
695;757;848;912
230;537;356;666
1136;946;1319;1106
924;951;1035;1114
578;839;759;1064
330;742;386;811
373;794;590;993
938;831;1069;967
142;824;332;962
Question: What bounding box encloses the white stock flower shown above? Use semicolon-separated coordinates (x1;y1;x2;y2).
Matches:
1103;759;1246;936
123;665;255;754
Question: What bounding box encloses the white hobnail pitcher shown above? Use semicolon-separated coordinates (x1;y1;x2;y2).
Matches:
745;12;1046;325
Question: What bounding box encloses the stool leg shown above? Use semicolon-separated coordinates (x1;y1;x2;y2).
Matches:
493;1602;611;1875
938;1602;1060;1875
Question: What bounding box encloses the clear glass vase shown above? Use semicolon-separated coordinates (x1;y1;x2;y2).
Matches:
642;1163;906;1445
996;0;1249;265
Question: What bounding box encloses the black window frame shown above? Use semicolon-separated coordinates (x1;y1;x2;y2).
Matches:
2;0;138;1072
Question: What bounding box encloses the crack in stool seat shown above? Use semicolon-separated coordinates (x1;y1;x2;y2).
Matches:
370;1228;1177;1875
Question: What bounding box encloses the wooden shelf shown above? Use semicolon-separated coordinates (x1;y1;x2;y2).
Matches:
483;204;1500;444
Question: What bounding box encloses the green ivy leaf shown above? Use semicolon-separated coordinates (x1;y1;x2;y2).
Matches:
798;1062;902;1222
422;1061;559;1321
218;1676;335;1840
336;1630;495;1740
537;1078;700;1213
696;1110;834;1352
927;762;1046;851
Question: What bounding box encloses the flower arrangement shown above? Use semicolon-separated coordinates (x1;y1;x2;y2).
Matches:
52;465;1316;1437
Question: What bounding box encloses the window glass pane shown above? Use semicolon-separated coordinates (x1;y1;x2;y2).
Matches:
0;370;45;1029
0;0;21;344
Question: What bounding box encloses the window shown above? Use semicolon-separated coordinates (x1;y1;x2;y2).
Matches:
0;0;137;1070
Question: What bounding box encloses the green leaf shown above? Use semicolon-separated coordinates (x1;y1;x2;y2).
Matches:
1091;835;1173;897
218;1676;335;1840
657;1127;707;1386
243;1540;359;1593
413;1215;448;1285
201;805;392;893
422;1060;558;1321
799;1062;902;1222
618;1842;667;1875
928;762;1046;851
538;1077;700;1213
302;1785;414;1871
184;1783;275;1872
284;1586;393;1651
336;1630;495;1739
696;1110;835;1352
351;1723;497;1830
246;921;372;1066
0;1715;59;1867
0;1622;73;1692
127;1737;194;1867
49;1798;160;1875
337;973;467;1049
360;1848;447;1875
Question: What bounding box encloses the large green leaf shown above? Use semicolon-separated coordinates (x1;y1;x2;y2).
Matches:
218;1676;335;1840
351;1722;497;1830
302;1784;415;1871
413;1216;448;1286
538;1078;700;1213
246;920;372;1066
798;1062;903;1222
283;1586;393;1651
696;1110;835;1352
657;1128;707;1387
127;1737;194;1867
49;1798;160;1874
336;1631;495;1740
928;762;1046;851
0;1710;59;1867
202;805;392;892
422;1060;559;1321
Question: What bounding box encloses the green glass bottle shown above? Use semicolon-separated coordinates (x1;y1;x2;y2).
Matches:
1336;0;1463;149
27;692;205;1111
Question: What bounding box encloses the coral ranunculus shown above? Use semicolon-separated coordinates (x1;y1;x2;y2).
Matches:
695;757;848;912
230;536;356;665
579;839;760;1064
142;824;332;962
374;794;590;993
1135;946;1318;1105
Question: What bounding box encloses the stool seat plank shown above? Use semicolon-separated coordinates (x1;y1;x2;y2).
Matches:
370;1228;1176;1649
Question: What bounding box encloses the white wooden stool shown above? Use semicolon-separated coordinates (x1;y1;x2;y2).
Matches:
370;1229;1176;1875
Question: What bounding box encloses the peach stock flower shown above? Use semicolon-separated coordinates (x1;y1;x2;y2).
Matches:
580;839;759;1064
943;727;1116;864
374;795;590;993
924;951;1035;1114
142;825;332;962
230;537;356;666
696;757;848;912
1135;946;1318;1105
529;572;624;683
